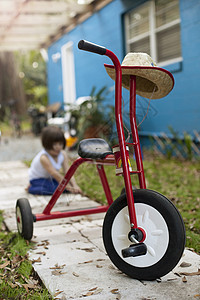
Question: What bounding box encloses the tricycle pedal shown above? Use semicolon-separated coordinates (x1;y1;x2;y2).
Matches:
122;243;147;258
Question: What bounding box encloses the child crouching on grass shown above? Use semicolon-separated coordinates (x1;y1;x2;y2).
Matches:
28;126;82;195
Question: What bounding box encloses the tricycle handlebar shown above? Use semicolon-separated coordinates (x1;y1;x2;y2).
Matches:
78;40;106;55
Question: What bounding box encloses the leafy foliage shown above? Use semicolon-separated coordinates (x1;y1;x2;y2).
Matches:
70;86;115;142
151;126;199;161
15;50;48;107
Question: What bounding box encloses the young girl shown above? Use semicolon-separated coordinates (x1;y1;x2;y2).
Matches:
28;126;81;195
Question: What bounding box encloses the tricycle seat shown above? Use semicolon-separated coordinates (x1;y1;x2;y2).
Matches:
78;138;112;159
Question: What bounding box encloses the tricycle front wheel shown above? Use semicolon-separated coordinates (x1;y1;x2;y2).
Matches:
16;198;33;240
103;189;185;280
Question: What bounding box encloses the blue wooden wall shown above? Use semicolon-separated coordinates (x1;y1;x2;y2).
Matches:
47;0;200;139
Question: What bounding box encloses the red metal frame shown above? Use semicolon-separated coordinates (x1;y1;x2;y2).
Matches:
34;45;146;231
129;75;146;190
35;156;116;221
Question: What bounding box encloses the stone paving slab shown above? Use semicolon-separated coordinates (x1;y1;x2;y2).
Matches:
0;160;200;299
29;221;200;300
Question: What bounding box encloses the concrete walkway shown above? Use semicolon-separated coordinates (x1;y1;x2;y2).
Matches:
0;135;41;162
0;160;200;300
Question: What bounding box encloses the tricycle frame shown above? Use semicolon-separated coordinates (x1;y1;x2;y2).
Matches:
16;40;186;280
33;47;146;230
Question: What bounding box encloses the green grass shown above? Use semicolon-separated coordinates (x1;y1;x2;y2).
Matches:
144;157;200;253
0;211;52;299
75;154;200;254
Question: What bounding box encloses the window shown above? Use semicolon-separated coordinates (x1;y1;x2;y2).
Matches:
124;0;182;66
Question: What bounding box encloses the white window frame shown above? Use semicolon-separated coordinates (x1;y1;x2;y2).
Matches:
61;41;76;106
125;0;182;66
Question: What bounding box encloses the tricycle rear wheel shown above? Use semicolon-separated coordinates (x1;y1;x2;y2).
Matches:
16;198;33;240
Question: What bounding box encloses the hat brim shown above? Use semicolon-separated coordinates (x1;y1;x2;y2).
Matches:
104;64;174;99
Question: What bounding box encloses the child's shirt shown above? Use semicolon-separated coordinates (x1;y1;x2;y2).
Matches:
29;149;64;181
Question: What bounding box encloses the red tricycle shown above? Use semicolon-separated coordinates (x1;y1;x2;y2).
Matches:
16;40;185;280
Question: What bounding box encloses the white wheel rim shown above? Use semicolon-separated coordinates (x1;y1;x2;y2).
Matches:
16;206;23;234
112;203;169;267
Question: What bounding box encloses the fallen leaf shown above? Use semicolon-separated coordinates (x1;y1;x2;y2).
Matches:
7;281;17;288
77;247;95;252
37;240;49;248
179;269;200;276
174;272;182;277
31;257;41;263
96;265;103;268
15;281;22;288
185;247;195;252
26;278;39;286
20;274;27;282
22;283;36;292
36;251;46;256
84;291;94;296
182;276;187;283
41;239;49;244
180;262;192;268
54;290;63;297
167;278;178;281
89;287;97;291
78;260;93;264
72;272;79;277
12;255;24;264
82;288;103;297
51;270;67;276
0;261;10;269
50;264;66;270
111;289;119;294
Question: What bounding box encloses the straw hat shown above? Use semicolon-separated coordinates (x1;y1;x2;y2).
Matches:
104;52;174;99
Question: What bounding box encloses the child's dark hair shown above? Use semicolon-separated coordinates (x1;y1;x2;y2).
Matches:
41;126;66;150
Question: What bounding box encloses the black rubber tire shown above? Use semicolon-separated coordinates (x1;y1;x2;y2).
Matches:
16;198;33;240
120;185;137;196
103;189;185;280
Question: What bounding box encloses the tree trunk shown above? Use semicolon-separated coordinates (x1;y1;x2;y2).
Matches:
0;52;26;120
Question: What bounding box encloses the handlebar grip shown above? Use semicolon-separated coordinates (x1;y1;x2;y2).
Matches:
78;40;106;55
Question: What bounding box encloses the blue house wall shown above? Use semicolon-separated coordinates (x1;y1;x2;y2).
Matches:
47;0;200;140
